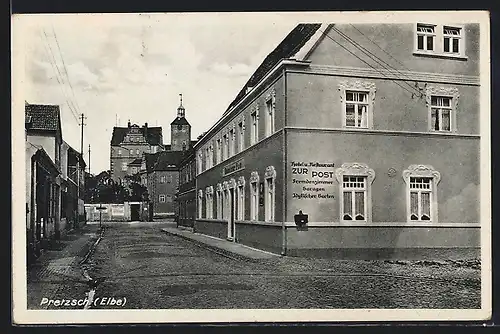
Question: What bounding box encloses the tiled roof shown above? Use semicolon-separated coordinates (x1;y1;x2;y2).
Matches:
144;152;160;173
153;151;184;171
224;24;322;115
170;117;190;126
25;103;62;132
111;124;163;146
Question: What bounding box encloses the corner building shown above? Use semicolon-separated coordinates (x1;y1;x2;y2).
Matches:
194;23;480;259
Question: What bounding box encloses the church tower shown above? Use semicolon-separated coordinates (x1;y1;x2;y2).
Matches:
170;94;191;151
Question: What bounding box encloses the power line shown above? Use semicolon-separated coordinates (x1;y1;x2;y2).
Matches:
331;26;424;98
51;26;84;117
319;29;424;101
39;30;80;124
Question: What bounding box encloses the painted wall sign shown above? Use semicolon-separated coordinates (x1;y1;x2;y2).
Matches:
222;159;244;176
290;161;336;200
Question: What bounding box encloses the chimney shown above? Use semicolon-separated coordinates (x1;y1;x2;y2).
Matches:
127;120;131;128
144;122;148;138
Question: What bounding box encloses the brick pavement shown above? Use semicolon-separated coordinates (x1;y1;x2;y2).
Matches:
27;224;101;309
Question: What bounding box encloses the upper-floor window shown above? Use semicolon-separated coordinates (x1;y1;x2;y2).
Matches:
216;138;222;164
223;134;229;160
229;129;235;157
415;23;466;58
416;24;435;51
265;91;276;137
136;149;140;155
443;26;461;54
237;121;244;153
250;109;258;145
121;162;128;171
339;81;376;129
425;86;459;133
197;152;203;174
160;175;166;183
159;194;166;203
130;149;134;155
118;149;122;156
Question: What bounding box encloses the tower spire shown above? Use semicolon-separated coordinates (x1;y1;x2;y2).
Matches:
177;93;185;118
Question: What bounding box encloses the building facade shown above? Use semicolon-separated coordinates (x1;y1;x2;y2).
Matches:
193;23;480;259
176;146;196;228
110;122;164;183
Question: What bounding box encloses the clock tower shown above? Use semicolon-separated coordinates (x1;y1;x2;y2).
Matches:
170;94;191;151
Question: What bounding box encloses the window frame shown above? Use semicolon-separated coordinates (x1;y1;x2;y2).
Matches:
205;186;214;219
339;81;376;130
197;189;203;219
414;23;467;59
250;105;259;146
237;120;245;153
265;90;276;137
403;165;441;223
216;183;223;220
335;163;375;223
249;171;260;221
159;194;166;203
425;86;460;133
264;166;276;222
416;23;436;52
237;176;245;221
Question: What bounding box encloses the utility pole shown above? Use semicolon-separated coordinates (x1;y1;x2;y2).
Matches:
77;113;86;228
80;113;86;155
88;144;91;174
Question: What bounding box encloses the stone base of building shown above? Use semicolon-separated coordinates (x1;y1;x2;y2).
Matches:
194;219;480;260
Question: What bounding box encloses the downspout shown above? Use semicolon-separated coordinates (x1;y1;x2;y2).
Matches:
281;67;288;256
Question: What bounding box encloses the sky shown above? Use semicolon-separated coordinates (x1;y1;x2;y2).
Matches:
21;13;301;174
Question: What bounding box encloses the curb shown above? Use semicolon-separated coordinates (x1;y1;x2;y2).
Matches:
162;229;259;263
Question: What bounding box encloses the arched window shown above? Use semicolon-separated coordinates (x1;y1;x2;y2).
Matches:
403;165;441;222
335;163;375;222
197;189;203;219
237;176;246;220
264;166;277;222
249;171;260;221
205;186;214;219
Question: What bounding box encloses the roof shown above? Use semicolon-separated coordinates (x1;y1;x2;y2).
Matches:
128;158;143;166
153;151;184;171
111;124;163;146
224;24;322;115
25;103;62;132
170;117;190;126
144;152;160;173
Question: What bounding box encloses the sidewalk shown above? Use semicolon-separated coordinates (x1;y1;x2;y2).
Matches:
161;224;280;261
27;224;101;309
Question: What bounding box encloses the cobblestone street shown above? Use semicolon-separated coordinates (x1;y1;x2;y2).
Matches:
27;221;481;310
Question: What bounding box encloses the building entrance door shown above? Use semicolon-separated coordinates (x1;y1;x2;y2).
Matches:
130;204;140;221
228;188;235;240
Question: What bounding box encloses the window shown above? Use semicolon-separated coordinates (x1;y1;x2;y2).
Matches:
403;165;441;223
121;162;128;171
222;134;228;160
160;175;166;183
426;86;459;132
335;163;375;222
250;106;259;145
265;90;276;137
443;26;461;54
342;176;367;221
198;190;203;218
339;81;376;129
345;91;368;128
249;171;260;220
216;138;222;164
264;166;276;222
159;194;166;203
205;187;213;219
216;184;223;219
118;149;122;156
237;122;244;153
416;24;435;51
136;149;140;155
237;177;245;220
229;128;234;157
430;96;452;131
197;151;203;174
130;149;134;155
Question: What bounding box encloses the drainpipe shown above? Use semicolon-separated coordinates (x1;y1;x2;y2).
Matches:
281;67;288;256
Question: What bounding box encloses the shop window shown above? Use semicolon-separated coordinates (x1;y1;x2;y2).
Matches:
403;165;441;222
249;171;260;221
339;81;376;129
335;163;375;222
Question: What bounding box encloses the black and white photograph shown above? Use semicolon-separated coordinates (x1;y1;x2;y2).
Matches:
12;11;491;324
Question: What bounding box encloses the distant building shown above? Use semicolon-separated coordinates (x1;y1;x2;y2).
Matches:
109;122;165;183
176;145;197;228
193;23;480;259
